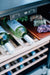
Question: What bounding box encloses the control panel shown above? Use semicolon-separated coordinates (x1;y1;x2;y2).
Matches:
10;8;37;20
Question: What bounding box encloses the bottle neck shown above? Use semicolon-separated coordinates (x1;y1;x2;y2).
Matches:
23;34;35;45
4;41;15;54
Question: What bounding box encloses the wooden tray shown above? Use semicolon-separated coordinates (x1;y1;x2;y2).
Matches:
23;18;50;40
26;26;50;40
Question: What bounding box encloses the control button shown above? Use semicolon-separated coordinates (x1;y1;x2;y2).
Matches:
24;11;27;15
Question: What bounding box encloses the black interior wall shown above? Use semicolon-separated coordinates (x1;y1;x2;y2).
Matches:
37;4;50;20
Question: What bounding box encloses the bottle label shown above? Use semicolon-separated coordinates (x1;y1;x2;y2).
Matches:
0;26;6;33
7;20;23;31
23;34;35;44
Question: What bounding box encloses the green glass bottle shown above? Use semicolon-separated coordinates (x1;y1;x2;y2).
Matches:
7;20;35;44
0;26;15;54
0;26;9;45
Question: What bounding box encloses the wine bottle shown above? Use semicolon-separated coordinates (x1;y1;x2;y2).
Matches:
0;26;9;45
30;51;36;62
4;41;15;54
0;26;15;54
30;51;36;56
18;57;24;69
5;64;12;75
32;58;35;62
7;20;35;44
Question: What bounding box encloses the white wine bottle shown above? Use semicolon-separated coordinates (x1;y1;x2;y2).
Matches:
18;57;24;69
30;51;36;62
4;41;15;54
0;26;15;54
5;64;12;75
7;20;35;44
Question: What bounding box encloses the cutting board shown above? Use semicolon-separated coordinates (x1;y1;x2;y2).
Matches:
27;26;50;40
24;23;50;40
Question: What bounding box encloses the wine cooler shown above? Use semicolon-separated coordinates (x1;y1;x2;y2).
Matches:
0;0;50;75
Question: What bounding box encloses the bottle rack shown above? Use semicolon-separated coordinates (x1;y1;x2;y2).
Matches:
0;32;50;75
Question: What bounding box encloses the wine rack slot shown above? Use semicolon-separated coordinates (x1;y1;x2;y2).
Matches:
12;55;47;75
0;36;50;63
0;45;48;75
0;55;47;75
0;47;48;66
